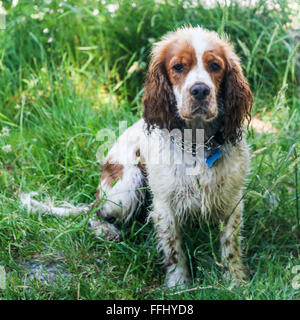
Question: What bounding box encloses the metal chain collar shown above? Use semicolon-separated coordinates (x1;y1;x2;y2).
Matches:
157;130;221;154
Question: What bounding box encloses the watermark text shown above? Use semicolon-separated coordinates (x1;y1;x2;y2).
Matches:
0;266;6;289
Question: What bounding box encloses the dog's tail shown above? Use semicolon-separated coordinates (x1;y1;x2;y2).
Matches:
20;192;92;217
20;192;122;241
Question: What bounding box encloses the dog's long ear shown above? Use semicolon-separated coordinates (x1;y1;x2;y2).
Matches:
221;53;253;144
142;55;178;131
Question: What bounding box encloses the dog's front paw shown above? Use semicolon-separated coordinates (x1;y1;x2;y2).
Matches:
223;269;248;288
165;266;191;289
89;218;122;242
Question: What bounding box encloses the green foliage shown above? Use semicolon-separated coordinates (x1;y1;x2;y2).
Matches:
0;0;299;299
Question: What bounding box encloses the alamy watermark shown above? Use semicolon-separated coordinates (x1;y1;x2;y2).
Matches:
292;265;300;290
0;266;6;289
95;121;206;176
0;13;5;29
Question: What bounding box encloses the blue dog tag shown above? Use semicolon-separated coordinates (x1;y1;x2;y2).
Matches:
206;148;222;168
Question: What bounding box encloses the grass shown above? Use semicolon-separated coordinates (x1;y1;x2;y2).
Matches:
0;0;299;299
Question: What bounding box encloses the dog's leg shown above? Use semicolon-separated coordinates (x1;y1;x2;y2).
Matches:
91;162;145;241
94;162;145;221
92;120;146;241
151;199;190;288
220;202;248;283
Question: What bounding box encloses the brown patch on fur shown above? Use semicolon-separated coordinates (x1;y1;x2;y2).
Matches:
165;40;197;89
202;48;226;94
166;236;177;249
142;39;185;131
166;250;178;266
220;47;253;144
202;43;253;145
95;188;101;202
156;214;162;222
136;149;147;176
165;236;180;267
225;239;231;247
101;157;124;187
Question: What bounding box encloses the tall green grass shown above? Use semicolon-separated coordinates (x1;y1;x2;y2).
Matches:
0;0;299;299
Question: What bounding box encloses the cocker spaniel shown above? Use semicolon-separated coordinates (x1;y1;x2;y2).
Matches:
92;26;253;287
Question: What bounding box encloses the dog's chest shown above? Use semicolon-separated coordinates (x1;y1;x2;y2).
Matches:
169;159;222;214
146;149;227;216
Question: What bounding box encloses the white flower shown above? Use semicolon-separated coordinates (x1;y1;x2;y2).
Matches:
12;0;18;8
93;9;99;15
2;144;12;153
31;12;45;20
47;37;53;43
15;104;21;110
107;4;118;13
43;28;49;33
1;127;10;137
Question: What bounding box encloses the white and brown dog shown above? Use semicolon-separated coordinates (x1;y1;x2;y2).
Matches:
22;26;253;288
92;26;253;287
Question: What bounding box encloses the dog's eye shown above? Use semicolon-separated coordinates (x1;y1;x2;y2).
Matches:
209;62;221;73
172;64;184;72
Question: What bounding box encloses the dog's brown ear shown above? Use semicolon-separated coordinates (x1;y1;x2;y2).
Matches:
222;55;253;144
142;56;178;131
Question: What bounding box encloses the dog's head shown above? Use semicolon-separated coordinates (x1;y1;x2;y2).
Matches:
142;27;253;143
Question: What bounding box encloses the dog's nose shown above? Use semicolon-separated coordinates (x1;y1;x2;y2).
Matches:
190;84;210;100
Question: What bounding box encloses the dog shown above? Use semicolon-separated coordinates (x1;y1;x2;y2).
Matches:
92;26;253;287
21;26;252;288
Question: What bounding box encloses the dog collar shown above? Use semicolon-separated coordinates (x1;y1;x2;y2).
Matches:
169;133;219;154
206;147;222;168
162;131;223;167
